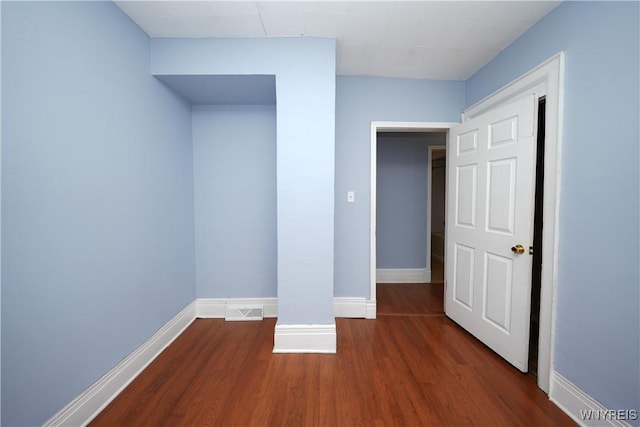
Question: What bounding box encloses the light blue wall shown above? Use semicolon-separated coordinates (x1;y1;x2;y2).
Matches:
0;2;3;423
1;2;196;425
193;105;277;298
334;77;464;296
152;38;336;325
376;133;431;269
466;1;640;416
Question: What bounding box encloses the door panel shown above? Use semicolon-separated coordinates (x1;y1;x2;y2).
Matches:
445;95;536;372
487;158;516;234
455;165;477;228
453;243;474;309
457;130;478;155
483;252;513;331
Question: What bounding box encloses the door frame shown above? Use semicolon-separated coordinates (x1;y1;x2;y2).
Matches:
426;144;446;280
369;52;564;394
370;122;456;311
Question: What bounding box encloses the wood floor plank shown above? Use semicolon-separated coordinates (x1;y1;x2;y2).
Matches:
91;285;575;427
377;283;444;316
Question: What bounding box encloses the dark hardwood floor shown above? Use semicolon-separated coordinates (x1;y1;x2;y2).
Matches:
377;258;444;316
377;282;444;316
91;280;575;426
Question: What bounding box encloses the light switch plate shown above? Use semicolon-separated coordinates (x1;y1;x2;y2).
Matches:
347;191;355;203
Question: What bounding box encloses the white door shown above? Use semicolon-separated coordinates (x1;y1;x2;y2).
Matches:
445;95;536;372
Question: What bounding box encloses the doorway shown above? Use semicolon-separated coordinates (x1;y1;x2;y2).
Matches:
528;96;546;377
427;146;446;284
369;122;455;318
375;131;448;316
375;132;447;285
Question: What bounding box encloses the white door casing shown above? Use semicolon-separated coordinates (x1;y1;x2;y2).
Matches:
445;94;536;372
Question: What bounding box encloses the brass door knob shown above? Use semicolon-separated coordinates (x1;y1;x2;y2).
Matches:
511;244;525;254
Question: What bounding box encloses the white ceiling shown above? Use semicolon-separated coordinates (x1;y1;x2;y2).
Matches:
115;1;561;81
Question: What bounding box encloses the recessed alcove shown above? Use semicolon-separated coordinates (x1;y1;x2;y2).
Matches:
155;74;278;299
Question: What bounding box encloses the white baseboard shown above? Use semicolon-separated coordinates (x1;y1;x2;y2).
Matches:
334;297;376;319
366;299;377;319
273;322;337;353
197;297;373;319
334;297;366;318
377;268;430;283
196;297;278;318
550;371;634;427
43;302;196;427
